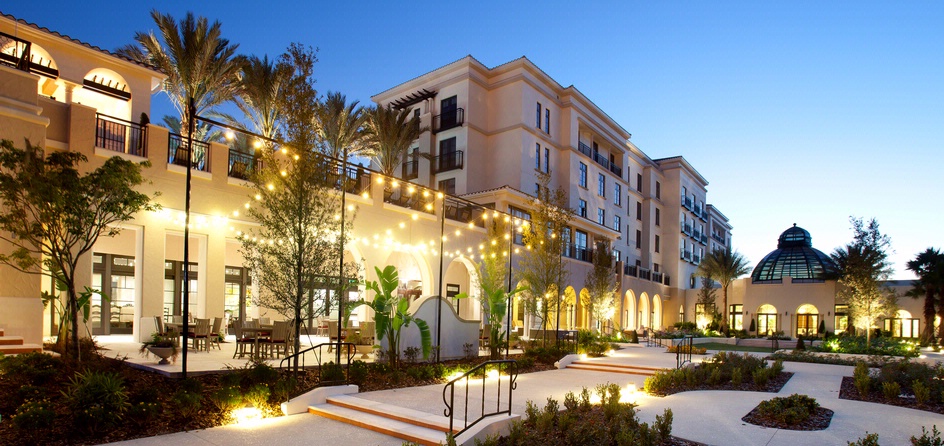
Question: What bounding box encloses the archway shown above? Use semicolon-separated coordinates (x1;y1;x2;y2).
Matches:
383;249;433;299
756;304;778;336
578;288;590;330
563;286;577;329
444;256;481;320
652;294;663;330
77;68;132;119
884;309;918;338
639;292;650;330
795;304;819;337
623;290;636;330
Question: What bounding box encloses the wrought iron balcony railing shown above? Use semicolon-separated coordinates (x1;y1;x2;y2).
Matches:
96;114;146;157
227;149;262;180
433;108;464;133
168;134;210;172
432;150;464;174
401;159;419;180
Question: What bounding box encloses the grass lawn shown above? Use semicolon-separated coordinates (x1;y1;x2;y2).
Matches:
698;342;788;353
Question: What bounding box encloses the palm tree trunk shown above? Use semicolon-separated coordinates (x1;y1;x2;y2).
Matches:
721;284;729;335
921;289;935;345
937;288;944;343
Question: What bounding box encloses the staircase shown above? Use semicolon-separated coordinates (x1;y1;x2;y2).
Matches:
566;360;662;377
309;394;458;446
0;328;43;355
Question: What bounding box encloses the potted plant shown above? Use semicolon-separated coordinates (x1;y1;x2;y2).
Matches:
140;331;179;365
346;331;375;359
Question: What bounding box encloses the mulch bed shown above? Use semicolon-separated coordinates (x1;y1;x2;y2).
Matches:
839;376;944;415
0;347;555;446
741;405;834;431
655;372;794;397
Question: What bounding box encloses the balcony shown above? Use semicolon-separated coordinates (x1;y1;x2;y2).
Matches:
577;141;593;158
652;272;663;284
401;159;419;180
609;163;622;179
433;108;464;133
227;149;261;181
682;196;693;210
444;197;485;226
168;134;210;172
96;114;146;157
383;183;435;214
624;264;638;277
638;268;651;281
712;233;725;244
0;31;59;78
432;150;464;174
698;208;709;222
692;229;702;241
693;254;701;264
562;244;591;262
325;160;371;196
700;234;708;245
682;223;693;235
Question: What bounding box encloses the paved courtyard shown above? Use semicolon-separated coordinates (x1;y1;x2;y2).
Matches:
107;343;944;446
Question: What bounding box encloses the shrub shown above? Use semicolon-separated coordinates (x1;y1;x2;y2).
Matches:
172;389;202;418
913;380;931;406
11;399;56;430
881;381;901;400
731;367;743;385
0;352;60;385
629;330;639;344
320;362;345;382
245;383;271;408
462;343;477;360
912;425;943;446
666;344;707;355
246;360;279;386
210;386;242;412
795;336;806;351
707;368;723;385
403;346;420;363
848;433;880;446
674;321;697;331
655;408;673;441
348;360;369;386
63;369;130;433
516;357;535;370
853;362;871;397
755;394;819;426
753;368;772;386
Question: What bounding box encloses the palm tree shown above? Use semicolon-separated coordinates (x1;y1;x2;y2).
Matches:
161;116;224;143
906;248;943;345
227;55;286;149
312;92;369;159
364;105;427;176
697;247;751;335
117;10;244;128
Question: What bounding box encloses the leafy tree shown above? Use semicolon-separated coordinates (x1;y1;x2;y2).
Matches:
117;10;245;129
695;276;718;328
0;140;156;357
364;105;427;177
831;217;897;348
347;266;431;369
517;173;573;345
584;239;617;333
239;149;357;369
905;248;943;345
275;43;319;152
697;246;751;335
313;92;369;160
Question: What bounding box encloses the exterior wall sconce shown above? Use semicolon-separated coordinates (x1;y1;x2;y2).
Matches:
784;311;789;316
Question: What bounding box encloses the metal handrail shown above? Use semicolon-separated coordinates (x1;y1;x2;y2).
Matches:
279;342;357;384
676;335;694;369
442;359;518;438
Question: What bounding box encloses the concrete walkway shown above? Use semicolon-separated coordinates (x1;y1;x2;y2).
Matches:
109;344;943;446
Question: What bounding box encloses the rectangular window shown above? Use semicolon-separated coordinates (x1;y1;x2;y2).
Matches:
655;208;661;226
597;208;605;225
655;235;660;253
439;137;457;155
635;230;642;249
536;102;542;128
636;173;642;192
636;201;642;220
834;304;849;334
598;173;606;196
535;143;541;170
575;230;588;250
730;304;744;331
544;108;550;134
578;199;587;218
534;183;540;197
613;249;621;261
655;181;661;199
438;178;456;195
510;206;531;245
544;148;550;173
614;215;621;232
579;162;587;188
615;183;622;206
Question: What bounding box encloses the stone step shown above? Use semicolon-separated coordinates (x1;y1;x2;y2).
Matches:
0;336;25;346
566;361;662;376
309;402;446;446
570;360;663;372
0;344;42;355
0;328;5;336
327;394;458;434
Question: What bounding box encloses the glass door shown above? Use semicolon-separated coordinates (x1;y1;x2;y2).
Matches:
91;253;136;335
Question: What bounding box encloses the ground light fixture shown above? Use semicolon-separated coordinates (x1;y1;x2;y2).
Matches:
232;402;263;425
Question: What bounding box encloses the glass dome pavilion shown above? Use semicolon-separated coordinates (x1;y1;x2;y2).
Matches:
750;224;839;283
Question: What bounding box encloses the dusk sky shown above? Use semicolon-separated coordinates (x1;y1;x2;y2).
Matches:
5;1;942;280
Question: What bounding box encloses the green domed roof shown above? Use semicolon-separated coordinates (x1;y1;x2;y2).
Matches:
751;224;839;283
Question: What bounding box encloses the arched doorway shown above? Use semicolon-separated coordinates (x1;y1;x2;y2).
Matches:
795;304;819;337
652;294;663;330
563;286;577;329
639;292;650;330
756;304;778;336
578;288;590;330
623;290;636;330
444;257;480;320
884;309;919;338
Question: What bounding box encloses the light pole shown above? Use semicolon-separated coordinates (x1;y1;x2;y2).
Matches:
435;195;446;363
504;219;514;360
181;97;195;379
336;147;347;366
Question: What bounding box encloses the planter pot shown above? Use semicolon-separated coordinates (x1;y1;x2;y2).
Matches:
147;346;176;365
355;345;373;359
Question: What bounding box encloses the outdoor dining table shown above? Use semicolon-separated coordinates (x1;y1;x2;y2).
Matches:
240;325;274;360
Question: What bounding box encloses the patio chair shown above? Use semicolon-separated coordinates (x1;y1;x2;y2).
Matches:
359;321;375;346
326;320;344;352
480;324;491;351
209;317;224;350
233;320;254;359
191;318;211;352
153;316;166;336
265;321;292;358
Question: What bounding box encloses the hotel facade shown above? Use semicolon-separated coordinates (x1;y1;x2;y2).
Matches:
1;14;922;355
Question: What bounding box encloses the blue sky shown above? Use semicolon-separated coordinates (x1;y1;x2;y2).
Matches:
5;1;942;280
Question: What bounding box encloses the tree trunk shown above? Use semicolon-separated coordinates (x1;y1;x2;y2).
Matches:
921;290;935;345
721;284;729;335
68;286;80;360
